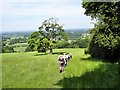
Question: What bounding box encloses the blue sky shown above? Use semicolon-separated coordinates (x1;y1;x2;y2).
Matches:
1;0;95;32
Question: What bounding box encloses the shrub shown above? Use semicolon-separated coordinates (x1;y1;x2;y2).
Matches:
88;31;120;62
2;46;14;53
56;41;70;48
25;46;34;52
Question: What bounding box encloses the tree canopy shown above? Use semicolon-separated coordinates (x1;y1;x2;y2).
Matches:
82;1;120;62
28;18;68;53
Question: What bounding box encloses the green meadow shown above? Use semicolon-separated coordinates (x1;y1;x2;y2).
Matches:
2;48;119;88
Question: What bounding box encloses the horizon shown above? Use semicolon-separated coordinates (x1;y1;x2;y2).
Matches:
1;0;96;33
2;28;90;33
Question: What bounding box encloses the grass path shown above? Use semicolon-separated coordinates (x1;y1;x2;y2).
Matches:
2;48;119;88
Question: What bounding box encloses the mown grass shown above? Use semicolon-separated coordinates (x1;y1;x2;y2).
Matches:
2;48;119;88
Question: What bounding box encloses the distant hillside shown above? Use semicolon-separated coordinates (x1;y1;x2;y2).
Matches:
65;29;89;40
2;29;90;40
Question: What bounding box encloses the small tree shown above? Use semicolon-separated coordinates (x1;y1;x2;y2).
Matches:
28;18;68;53
38;18;68;53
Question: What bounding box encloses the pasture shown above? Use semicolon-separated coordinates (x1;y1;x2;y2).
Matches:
2;48;119;88
9;43;28;52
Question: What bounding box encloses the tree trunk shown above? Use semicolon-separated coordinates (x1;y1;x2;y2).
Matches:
49;46;53;54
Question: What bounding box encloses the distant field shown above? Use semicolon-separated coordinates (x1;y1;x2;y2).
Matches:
14;47;27;52
2;48;119;88
8;43;28;52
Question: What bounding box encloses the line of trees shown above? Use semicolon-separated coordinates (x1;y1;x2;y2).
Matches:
25;37;89;52
27;18;90;53
1;41;14;53
56;37;89;48
82;1;120;62
9;37;28;45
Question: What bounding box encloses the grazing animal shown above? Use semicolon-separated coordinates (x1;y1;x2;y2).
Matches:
58;54;65;73
58;52;72;73
63;53;69;66
68;53;72;60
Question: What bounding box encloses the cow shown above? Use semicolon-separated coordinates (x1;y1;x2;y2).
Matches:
58;52;72;73
68;53;72;61
58;54;66;73
63;53;69;66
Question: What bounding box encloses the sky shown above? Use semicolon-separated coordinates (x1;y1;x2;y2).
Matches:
0;0;95;33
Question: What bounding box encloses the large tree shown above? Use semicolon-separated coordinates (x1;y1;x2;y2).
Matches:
28;18;68;53
82;1;120;62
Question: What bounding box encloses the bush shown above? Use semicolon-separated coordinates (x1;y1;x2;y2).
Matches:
79;38;89;48
69;41;79;48
56;41;70;48
25;46;34;52
2;46;14;53
88;32;120;62
84;48;89;54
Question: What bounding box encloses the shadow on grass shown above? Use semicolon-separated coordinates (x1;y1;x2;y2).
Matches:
52;51;67;55
81;55;119;63
54;63;119;88
34;53;48;56
34;51;67;56
81;56;101;62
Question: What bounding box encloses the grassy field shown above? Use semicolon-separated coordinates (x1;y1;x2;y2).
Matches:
8;43;28;52
14;47;27;52
2;48;119;88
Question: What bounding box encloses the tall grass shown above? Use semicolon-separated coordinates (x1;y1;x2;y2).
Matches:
2;48;119;88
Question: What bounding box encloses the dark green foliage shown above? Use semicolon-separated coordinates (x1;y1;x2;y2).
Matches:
38;18;68;42
2;42;6;46
2;46;14;53
25;46;34;52
89;29;120;62
37;38;50;53
66;30;83;40
78;37;89;48
1;41;14;53
69;37;89;48
9;38;27;45
28;31;49;53
28;18;68;53
55;37;89;49
56;41;70;48
82;2;120;62
84;48;89;54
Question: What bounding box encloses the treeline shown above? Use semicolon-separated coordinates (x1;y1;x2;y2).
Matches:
56;37;89;48
1;41;14;53
1;30;90;53
66;29;88;40
1;37;28;53
9;37;27;45
2;46;14;53
82;2;120;62
2;31;32;40
1;37;89;53
25;36;89;52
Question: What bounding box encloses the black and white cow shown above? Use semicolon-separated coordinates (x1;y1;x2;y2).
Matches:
58;53;72;73
68;53;72;61
58;55;65;73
